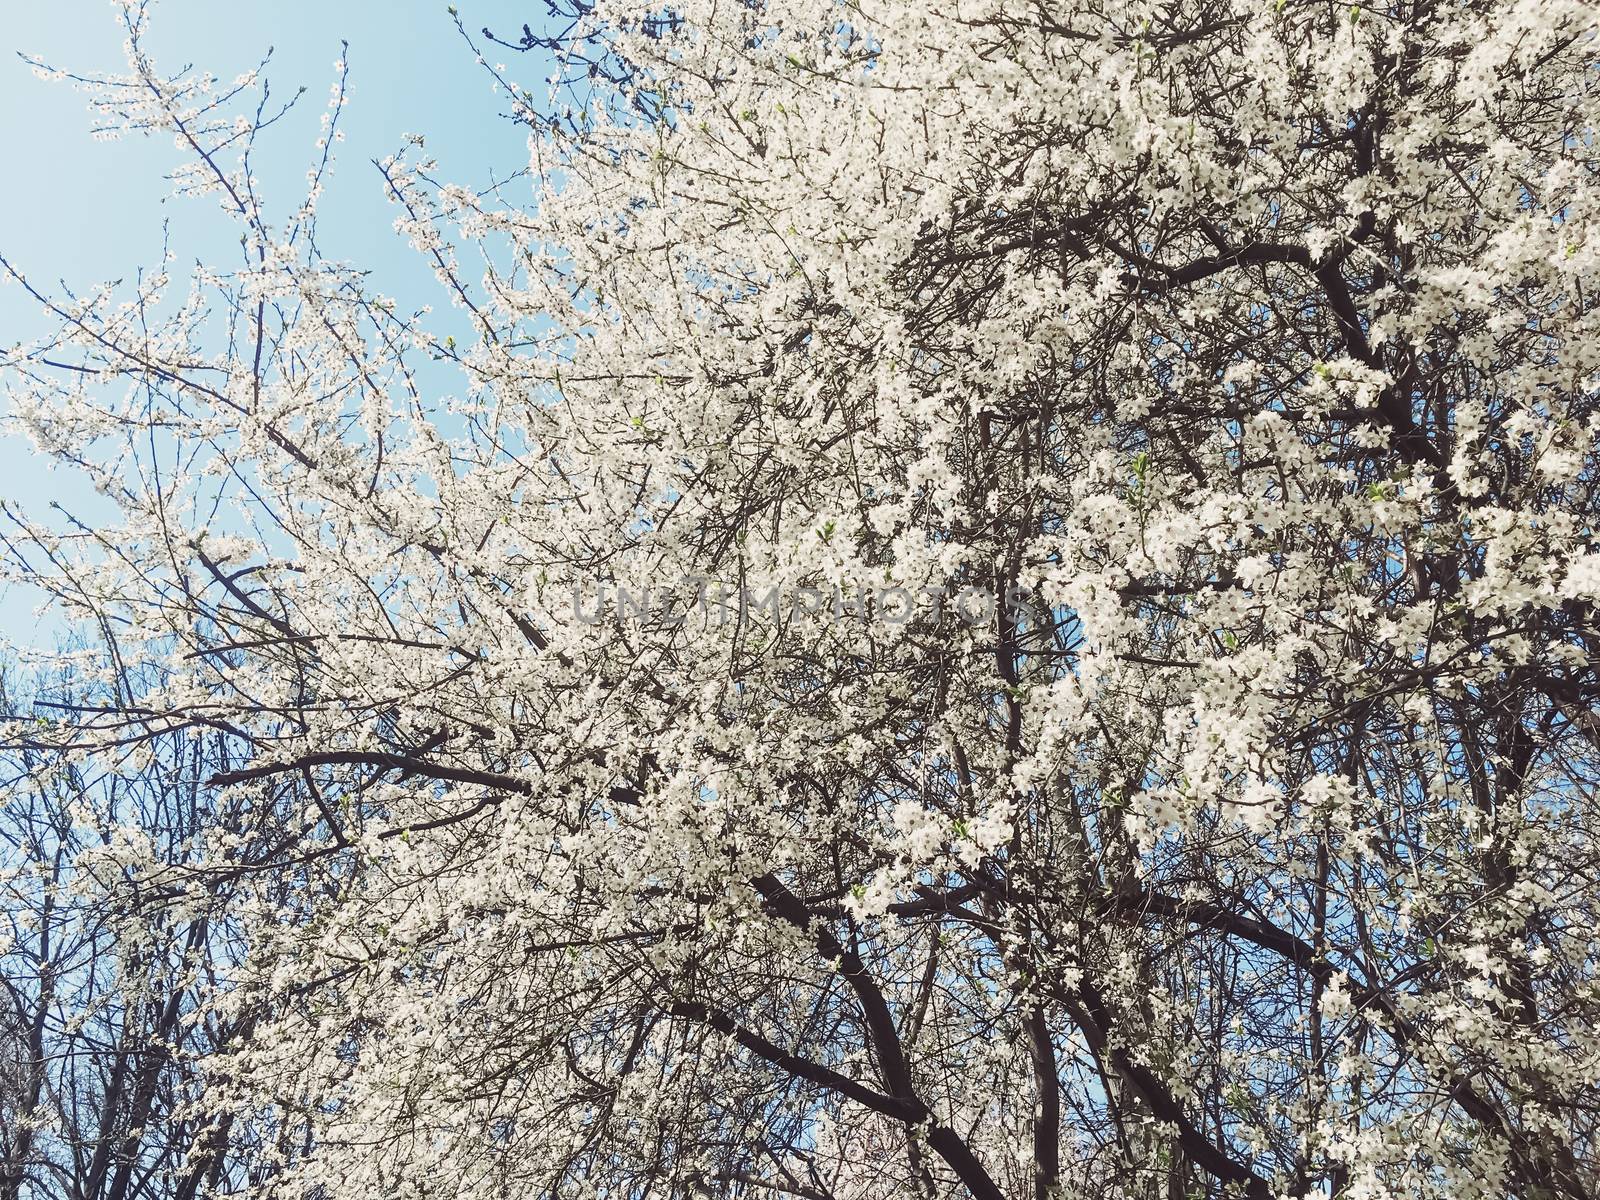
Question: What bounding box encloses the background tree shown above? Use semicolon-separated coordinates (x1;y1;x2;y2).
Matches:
0;654;278;1200
3;1;1600;1198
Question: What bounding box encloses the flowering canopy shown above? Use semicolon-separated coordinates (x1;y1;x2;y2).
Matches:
4;0;1600;1197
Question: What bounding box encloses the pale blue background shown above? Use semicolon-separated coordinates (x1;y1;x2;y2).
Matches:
0;1;551;645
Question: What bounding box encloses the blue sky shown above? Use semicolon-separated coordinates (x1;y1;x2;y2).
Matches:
0;0;552;646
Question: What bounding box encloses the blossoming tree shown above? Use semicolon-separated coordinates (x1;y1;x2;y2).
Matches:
4;0;1600;1197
